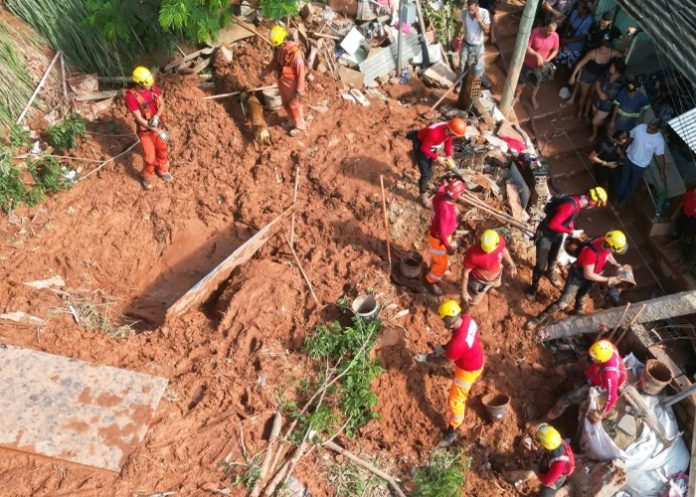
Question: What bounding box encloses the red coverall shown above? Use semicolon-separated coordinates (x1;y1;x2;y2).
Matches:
535;442;575;496
585;346;628;415
427;185;457;284
125;85;169;179
268;41;307;131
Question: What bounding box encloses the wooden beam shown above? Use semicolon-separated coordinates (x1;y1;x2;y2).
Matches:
540;290;696;341
166;207;294;318
164;47;215;72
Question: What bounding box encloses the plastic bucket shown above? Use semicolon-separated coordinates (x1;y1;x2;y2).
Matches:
481;393;510;422
399;251;423;279
351;295;380;322
639;359;672;395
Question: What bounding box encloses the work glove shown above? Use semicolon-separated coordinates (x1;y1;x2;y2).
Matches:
444;157;456;170
509;264;518;278
571;229;584;239
148;115;160;128
156;129;171;144
588;410;603;424
607;276;621;287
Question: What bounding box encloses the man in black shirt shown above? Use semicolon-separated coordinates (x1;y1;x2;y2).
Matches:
588;130;628;199
585;12;637;51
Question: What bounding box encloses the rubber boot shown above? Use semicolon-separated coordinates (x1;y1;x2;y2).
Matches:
572;296;587;315
526;268;543;300
439;426;458;447
159;172;173;182
427;282;443;296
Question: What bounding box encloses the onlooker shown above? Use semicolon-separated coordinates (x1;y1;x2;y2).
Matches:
673;184;696;258
537;0;577;26
514;16;560;109
478;0;498;43
588;130;628;198
590;58;627;142
609;80;650;133
585;12;637;51
565;40;621;120
555;2;594;70
453;0;491;83
615;119;666;206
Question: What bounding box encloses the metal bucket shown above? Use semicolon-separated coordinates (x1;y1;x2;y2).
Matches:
351;295;380;322
262;87;282;109
639;359;672;395
481;393;510;422
399;251;423;279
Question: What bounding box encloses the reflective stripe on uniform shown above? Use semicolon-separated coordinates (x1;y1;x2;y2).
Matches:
454;379;472;388
602;366;621;374
430;248;447;255
427;272;443;281
550;455;570;464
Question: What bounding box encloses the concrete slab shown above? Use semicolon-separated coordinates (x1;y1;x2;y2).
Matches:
0;345;168;472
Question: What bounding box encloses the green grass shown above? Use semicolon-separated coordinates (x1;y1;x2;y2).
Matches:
0;23;39;129
412;450;470;497
45;112;87;151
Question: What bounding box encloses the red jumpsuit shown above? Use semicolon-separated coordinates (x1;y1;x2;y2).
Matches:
125;85;169;179
269;41;306;131
585;347;628;415
426;185;457;283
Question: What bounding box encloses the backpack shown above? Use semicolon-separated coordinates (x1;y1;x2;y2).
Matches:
543;195;578;218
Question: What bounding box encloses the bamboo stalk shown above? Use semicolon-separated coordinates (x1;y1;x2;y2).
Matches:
261;434;311;497
615;304;646;345
17;50;61;124
60;52;67;99
289;166;300;249
379;175;392;271
285;237;320;306
248;413;283;497
203;85;277;101
605;303;631;340
322;441;407;497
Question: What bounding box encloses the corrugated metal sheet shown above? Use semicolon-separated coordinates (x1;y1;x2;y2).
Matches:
358;32;421;84
616;0;696;83
669;107;696;154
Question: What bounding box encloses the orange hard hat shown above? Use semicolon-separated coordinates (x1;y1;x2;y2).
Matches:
445;179;466;199
448;118;467;137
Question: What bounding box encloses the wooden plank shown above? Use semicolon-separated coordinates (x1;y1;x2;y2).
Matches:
73;90;119;102
505;182;527;222
540;290;696;341
166;207;294;318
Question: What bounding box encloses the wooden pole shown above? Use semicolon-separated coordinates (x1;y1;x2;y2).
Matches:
423;71;468;114
379;175;392;271
60;52;68;99
615;304;646;345
233;16;273;46
396;0;404;73
17;51;62;124
606;303;631;340
286;237;320;306
412;0;431;67
289;165;300;249
499;0;540;117
203;85;277;101
248;413;283;497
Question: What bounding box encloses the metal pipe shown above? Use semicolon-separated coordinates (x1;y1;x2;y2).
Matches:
663;383;696;408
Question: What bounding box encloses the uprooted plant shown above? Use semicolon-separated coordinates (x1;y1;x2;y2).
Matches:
51;288;138;338
412;449;471;497
45;112;87;151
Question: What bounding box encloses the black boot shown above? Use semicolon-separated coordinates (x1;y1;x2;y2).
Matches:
439;427;458;447
526;268;543;300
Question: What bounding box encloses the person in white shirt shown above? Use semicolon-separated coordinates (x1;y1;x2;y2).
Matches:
453;0;490;82
615;119;666;206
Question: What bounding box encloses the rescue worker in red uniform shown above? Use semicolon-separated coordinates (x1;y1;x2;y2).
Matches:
426;179;466;295
527;187;608;300
125;66;172;190
407;118;467;207
264;25;306;136
533;424;575;497
424;300;484;447
545;339;627;423
674;185;696;257
461;229;517;306
528;230;626;327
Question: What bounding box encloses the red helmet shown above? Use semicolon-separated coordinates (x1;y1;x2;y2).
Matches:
448;118;467;137
445;179;466;199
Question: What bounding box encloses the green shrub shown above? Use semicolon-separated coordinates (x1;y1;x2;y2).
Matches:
260;0;299;21
159;0;232;43
28;156;72;194
413;450;470;497
46;113;87;151
0;147;29;212
303;316;385;438
9;125;31;148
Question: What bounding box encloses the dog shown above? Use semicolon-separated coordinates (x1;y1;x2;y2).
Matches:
243;92;271;147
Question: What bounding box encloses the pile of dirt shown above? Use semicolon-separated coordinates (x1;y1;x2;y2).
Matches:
0;31;570;497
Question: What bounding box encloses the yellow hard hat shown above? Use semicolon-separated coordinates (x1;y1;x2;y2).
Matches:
604;230;627;254
438;300;462;319
535;423;562;451
269;25;287;47
481;230;500;253
589;339;614;363
588;186;608;207
131;66;154;88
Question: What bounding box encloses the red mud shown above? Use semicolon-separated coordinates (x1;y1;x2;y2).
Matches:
0;35;572;497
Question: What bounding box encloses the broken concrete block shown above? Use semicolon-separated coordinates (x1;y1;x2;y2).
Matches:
420;62;457;88
338;66;365;88
300;3;316;19
617;414;637;437
217;45;234;64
